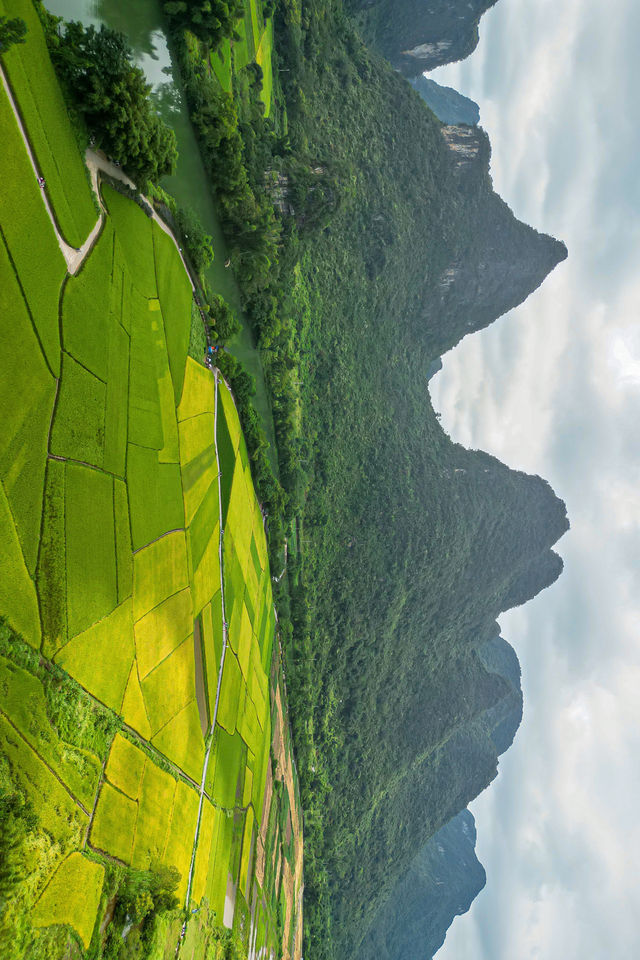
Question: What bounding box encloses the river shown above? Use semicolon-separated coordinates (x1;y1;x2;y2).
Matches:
46;0;279;471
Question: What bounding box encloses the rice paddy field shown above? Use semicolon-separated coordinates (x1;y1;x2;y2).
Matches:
0;13;301;958
206;0;274;116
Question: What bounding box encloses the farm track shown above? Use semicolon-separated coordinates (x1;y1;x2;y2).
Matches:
1;56;211;350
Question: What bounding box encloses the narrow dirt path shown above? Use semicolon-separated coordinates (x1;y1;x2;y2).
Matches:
0;62;97;274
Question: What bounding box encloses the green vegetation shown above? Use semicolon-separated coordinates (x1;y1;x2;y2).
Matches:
56;600;135;712
31;854;105;949
211;38;233;92
0;84;65;374
1;0;97;247
0;13;26;52
163;0;244;46
42;16;177;188
160;3;569;958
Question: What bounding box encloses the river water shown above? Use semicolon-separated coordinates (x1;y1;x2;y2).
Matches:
46;0;278;467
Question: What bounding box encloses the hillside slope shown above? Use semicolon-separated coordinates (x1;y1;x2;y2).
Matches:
355;809;486;960
262;4;569;958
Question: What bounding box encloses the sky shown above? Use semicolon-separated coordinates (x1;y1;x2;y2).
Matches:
428;1;640;958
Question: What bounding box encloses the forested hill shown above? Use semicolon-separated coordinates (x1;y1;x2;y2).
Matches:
415;123;567;357
355;809;487;960
267;4;569;956
345;0;498;75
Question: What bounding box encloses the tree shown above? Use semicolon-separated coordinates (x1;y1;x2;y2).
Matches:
0;15;26;52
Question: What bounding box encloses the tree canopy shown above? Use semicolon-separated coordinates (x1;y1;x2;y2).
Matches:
49;22;177;186
163;0;244;45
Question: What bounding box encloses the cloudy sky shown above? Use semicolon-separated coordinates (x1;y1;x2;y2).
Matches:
428;1;640;958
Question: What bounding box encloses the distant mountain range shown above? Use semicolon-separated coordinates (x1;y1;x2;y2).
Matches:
411;75;480;126
356;633;522;960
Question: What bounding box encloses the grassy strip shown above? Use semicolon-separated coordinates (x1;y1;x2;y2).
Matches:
65;463;118;638
133;530;190;622
62;220;113;380
49;351;107;468
127;444;185;550
151;698;205;785
256;19;274;116
0;230;55;585
36;458;67;657
55;599;135;714
0;84;64;376
31;853;105;949
104;186;157;297
211;38;233;92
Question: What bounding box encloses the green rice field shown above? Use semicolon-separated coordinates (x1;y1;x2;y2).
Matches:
210;0;273;116
0;0;97;248
0;15;301;957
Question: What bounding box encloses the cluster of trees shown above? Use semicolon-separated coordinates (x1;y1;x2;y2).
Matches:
41;15;177;187
102;863;180;960
176;45;281;297
216;349;287;550
163;0;244;46
0;14;26;52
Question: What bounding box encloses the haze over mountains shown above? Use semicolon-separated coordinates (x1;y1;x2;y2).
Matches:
411;75;480;126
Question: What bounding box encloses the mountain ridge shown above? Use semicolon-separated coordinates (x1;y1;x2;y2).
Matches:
251;5;570;956
346;0;499;76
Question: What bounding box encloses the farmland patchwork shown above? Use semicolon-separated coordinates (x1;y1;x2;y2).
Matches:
0;13;301;957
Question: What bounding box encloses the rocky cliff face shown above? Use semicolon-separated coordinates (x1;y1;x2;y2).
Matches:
411;75;480;125
347;0;498;76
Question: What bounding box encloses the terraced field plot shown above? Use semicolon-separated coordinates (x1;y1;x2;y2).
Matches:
0;13;301;957
212;0;273;115
0;0;97;247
